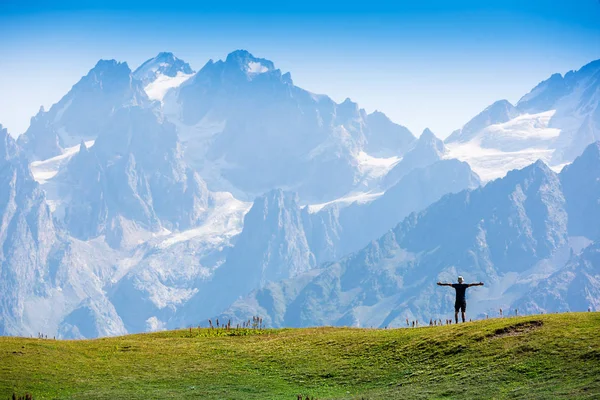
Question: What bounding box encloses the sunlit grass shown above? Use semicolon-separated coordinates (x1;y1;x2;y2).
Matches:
1;313;599;399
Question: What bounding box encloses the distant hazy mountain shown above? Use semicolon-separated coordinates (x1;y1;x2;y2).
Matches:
515;240;600;314
446;59;600;181
172;189;317;328
382;128;446;188
0;125;125;338
55;106;213;247
133;52;195;102
18;60;150;160
446;100;521;144
0;125;57;334
560;141;600;241
364;111;416;157
305;158;480;263
165;50;415;201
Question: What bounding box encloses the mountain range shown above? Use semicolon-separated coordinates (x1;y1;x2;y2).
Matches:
1;51;599;338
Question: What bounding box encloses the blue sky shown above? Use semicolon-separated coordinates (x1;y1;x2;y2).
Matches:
1;0;599;138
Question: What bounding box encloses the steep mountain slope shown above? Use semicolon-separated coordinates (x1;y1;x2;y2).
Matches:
0;125;57;334
173;189;316;327
7;102;244;338
65;189;249;337
164;50;415;201
217;158;571;328
133;52;194;85
446;59;600;181
515;241;600;313
305;159;480;263
560;141;600;241
364;110;415;157
0;125;125;338
519;59;600;163
133;52;195;102
18;60;150;160
446;100;521;144
55;106;213;246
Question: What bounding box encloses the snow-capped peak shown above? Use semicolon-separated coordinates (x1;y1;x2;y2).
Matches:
225;49;276;77
133;52;195;85
446;99;520;144
134;52;195;101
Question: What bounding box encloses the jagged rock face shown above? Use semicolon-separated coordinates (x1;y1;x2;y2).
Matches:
169;50;412;202
560;141;600;241
515;240;600;313
18;60;150;160
133;52;194;85
0;126;126;338
446;100;521;144
0;126;57;334
58;107;212;244
383;128;446;188
16;109;64;161
517;60;600;114
229;189;315;284
396;160;568;273
302;204;344;265
174;189;316;326
60;143;111;240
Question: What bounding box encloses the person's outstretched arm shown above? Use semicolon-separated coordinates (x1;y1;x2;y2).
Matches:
437;282;452;286
468;282;484;287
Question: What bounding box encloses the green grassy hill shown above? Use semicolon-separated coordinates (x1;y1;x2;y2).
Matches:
1;313;599;399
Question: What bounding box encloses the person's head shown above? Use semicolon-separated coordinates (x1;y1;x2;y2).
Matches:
457;276;464;284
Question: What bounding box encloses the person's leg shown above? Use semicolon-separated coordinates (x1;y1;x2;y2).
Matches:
461;311;466;323
454;302;460;323
461;302;467;322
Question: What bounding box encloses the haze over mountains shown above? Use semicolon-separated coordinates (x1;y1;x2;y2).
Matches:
1;51;599;338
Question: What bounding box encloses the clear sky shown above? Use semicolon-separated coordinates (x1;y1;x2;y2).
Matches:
1;0;599;138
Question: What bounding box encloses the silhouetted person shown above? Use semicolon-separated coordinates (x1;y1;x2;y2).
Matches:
437;276;484;323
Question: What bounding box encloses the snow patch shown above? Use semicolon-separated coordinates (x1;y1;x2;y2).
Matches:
445;111;562;182
307;191;384;213
354;151;400;180
30;140;95;184
157;192;251;249
445;141;555;182
144;72;194;102
246;61;269;75
483;110;560;143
